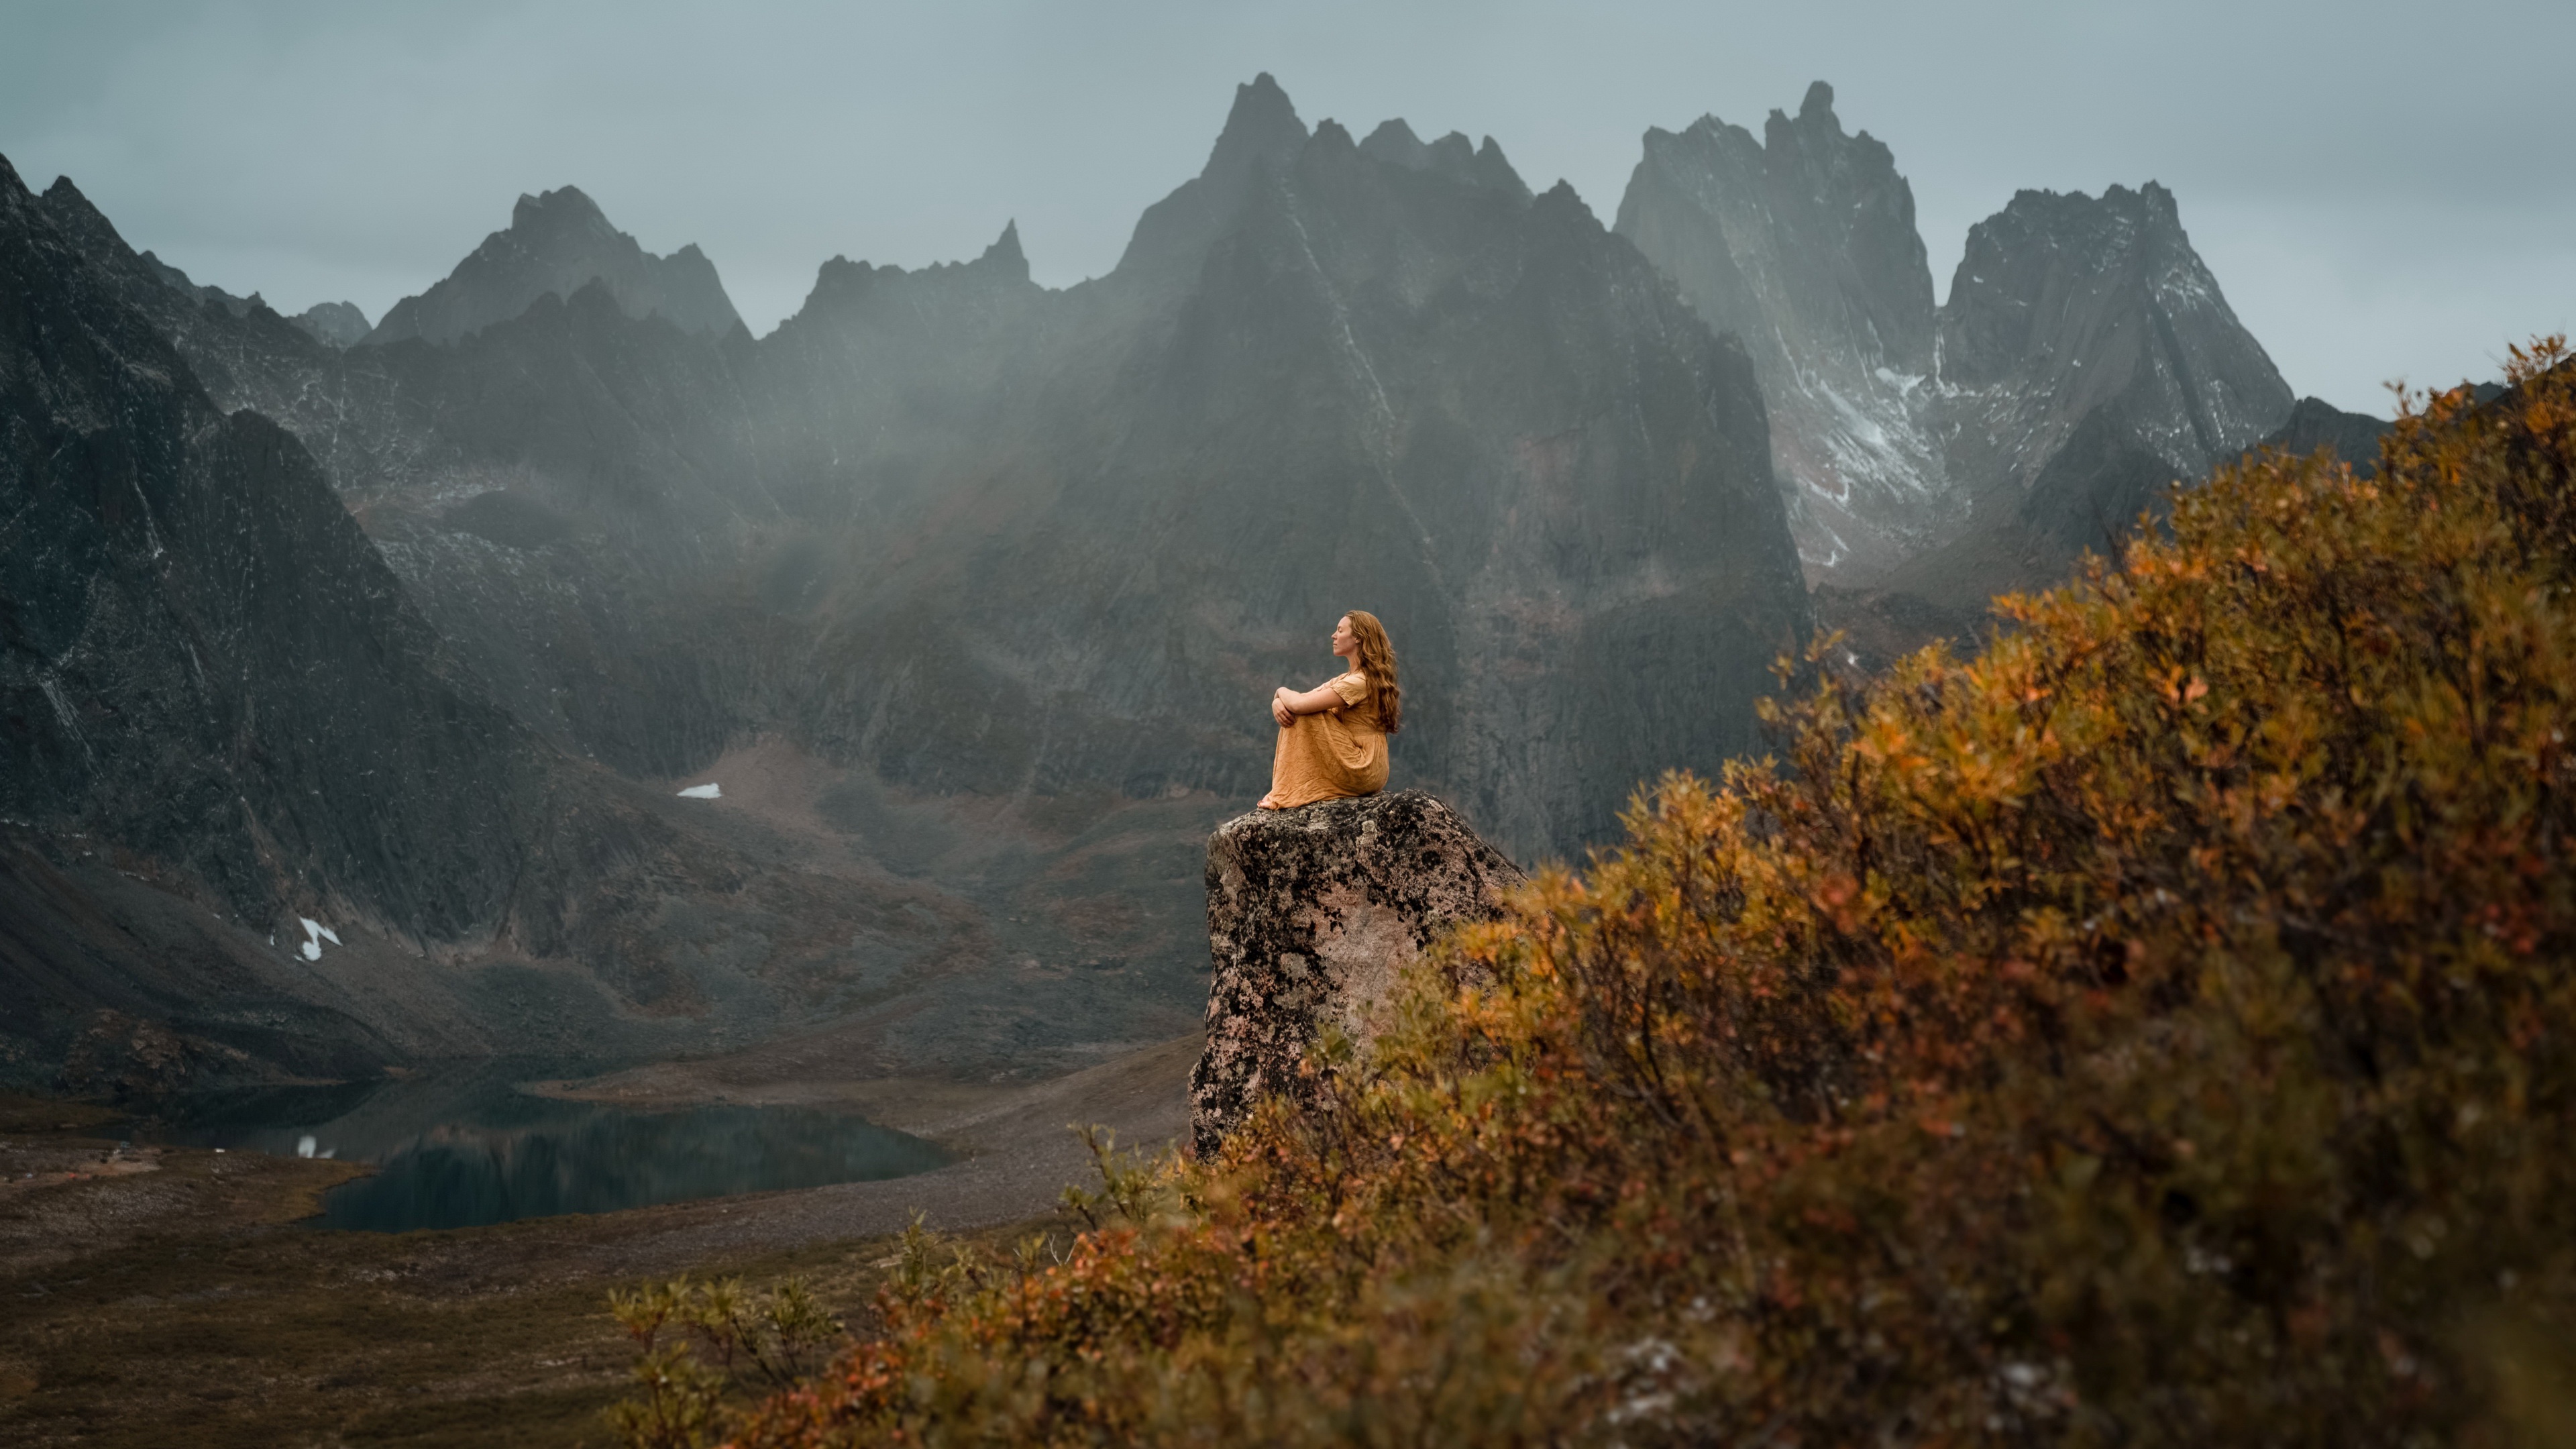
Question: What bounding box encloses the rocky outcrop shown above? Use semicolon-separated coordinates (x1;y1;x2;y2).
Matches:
1191;792;1523;1155
362;184;743;346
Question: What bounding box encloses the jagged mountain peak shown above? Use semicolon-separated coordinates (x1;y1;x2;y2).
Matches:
1617;87;2286;598
290;299;371;347
1472;138;1533;201
1114;74;1311;280
1616;80;1942;578
980;219;1028;280
38;173;111;231
1970;180;2185;256
1760;78;1904;185
1532;177;1595;226
510;183;612;236
1358;119;1532;201
1882;176;2295;611
1208;72;1307;178
363;184;742;347
1940;179;2277;403
1359;117;1432;166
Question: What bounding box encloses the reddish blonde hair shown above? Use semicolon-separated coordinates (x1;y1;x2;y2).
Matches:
1344;610;1402;734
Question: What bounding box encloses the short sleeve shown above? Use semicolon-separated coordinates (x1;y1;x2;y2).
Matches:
1329;672;1369;707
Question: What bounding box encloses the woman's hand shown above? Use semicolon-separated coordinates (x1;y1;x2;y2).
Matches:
1273;681;1343;727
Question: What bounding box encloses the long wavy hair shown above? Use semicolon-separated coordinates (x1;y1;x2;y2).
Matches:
1344;610;1403;734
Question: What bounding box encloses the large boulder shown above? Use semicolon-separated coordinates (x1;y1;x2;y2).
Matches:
1191;790;1525;1155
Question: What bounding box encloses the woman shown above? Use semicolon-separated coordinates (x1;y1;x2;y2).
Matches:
1258;610;1403;810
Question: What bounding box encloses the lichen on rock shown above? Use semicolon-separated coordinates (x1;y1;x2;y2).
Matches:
1190;790;1523;1155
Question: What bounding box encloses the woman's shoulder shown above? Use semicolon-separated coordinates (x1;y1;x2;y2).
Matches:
1328;670;1371;704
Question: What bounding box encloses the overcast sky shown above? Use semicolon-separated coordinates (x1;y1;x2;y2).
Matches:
5;0;2568;416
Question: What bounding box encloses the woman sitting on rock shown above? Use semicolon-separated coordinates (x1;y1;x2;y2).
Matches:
1259;610;1403;810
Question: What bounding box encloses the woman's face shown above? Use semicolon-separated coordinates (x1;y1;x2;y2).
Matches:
1332;615;1355;658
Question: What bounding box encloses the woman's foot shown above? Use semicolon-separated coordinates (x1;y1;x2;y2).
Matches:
1256;792;1279;809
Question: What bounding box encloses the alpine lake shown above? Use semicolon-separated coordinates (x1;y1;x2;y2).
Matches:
129;1061;954;1231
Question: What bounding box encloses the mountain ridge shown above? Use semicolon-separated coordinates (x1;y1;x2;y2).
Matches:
1617;82;2296;602
362;183;745;347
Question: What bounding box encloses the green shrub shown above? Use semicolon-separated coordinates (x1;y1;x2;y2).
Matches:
721;340;2576;1446
606;1273;843;1448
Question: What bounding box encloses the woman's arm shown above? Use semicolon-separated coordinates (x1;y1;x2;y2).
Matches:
1271;682;1344;726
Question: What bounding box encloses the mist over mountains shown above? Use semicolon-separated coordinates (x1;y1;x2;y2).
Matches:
1;74;2390;1093
363;185;744;347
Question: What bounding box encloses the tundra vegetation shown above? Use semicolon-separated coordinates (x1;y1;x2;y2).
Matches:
620;341;2576;1446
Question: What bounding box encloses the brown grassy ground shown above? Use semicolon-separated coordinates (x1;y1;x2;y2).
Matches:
0;1034;1193;1447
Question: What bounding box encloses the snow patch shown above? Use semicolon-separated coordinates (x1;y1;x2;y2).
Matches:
297;916;339;961
677;782;722;799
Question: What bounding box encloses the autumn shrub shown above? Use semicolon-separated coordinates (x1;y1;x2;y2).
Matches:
720;340;2576;1446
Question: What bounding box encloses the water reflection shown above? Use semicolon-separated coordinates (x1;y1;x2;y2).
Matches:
138;1064;952;1232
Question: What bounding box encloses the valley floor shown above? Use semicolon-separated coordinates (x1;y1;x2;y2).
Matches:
0;1034;1196;1447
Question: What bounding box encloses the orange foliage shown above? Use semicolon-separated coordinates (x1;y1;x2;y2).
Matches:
706;341;2576;1446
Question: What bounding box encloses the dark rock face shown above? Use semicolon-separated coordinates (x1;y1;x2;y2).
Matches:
1;154;541;944
0;155;988;1091
362;185;743;346
3;154;546;1081
1617;84;2296;611
289;299;370;347
1190;791;1522;1155
32;180;341;432
135;250;261;315
1616;81;1945;578
2258;396;2389;477
1113;72;1311;284
1358;119;1534;202
1937;182;2294;506
1876;182;2296;614
30;176;782;781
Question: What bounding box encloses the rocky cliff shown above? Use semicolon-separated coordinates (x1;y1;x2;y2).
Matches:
1616;81;1948;578
0;155;988;1093
1617;83;2297;609
1191;791;1522;1154
3;153;542;1085
362;184;744;346
1;154;543;947
1874;182;2296;614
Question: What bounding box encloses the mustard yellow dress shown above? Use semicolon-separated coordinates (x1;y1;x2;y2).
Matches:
1262;670;1389;809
